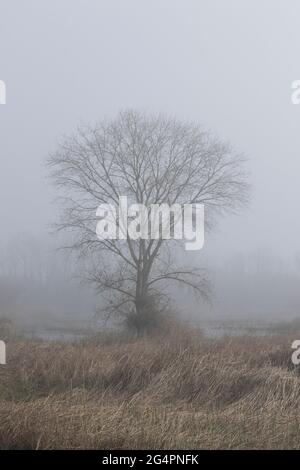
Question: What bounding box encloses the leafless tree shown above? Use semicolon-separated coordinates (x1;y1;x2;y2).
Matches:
48;110;249;332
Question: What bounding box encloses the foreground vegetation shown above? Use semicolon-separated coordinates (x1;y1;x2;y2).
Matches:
0;324;300;449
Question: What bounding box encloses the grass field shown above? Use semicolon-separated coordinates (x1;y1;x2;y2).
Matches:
0;324;300;449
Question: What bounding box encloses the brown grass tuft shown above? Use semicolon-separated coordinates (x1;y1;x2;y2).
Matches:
0;329;300;449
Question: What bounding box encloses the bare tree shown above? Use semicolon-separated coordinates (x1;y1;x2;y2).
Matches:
48;110;249;332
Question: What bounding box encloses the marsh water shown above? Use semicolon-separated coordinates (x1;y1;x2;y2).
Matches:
22;317;300;342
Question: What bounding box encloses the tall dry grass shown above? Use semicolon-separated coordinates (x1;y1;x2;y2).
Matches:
0;325;300;449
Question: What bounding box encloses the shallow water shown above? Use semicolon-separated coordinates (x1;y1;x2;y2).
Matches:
22;319;290;342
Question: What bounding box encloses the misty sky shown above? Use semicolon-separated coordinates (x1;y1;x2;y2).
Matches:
0;0;299;262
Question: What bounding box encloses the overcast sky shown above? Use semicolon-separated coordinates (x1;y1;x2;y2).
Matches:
0;0;299;261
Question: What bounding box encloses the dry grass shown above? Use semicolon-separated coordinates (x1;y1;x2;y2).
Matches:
0;326;300;449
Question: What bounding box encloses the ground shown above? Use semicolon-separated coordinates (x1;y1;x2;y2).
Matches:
0;325;300;449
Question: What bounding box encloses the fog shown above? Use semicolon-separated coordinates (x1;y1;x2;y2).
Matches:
1;0;300;329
